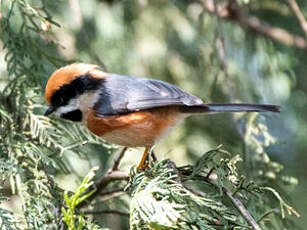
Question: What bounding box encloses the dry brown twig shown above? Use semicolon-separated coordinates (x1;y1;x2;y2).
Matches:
221;185;262;230
110;147;128;171
181;170;262;230
77;147;129;208
288;0;307;37
184;0;307;49
77;147;161;209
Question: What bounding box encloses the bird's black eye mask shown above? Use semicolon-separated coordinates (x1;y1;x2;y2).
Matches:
50;73;103;107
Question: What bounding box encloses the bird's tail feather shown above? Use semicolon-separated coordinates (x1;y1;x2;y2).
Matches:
180;103;280;114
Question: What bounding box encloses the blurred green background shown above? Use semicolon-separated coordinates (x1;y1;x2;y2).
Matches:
1;0;307;229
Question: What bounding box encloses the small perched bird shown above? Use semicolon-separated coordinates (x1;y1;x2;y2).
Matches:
44;63;279;169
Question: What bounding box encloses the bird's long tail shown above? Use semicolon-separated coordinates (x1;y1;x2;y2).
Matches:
180;103;280;114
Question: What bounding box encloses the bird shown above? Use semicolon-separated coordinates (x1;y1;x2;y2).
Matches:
44;63;280;169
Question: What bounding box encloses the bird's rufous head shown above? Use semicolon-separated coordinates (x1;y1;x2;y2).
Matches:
44;63;108;121
45;63;103;104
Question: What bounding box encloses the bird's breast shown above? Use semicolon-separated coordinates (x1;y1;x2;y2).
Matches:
86;107;185;147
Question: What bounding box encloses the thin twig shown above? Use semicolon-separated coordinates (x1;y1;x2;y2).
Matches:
77;148;129;208
288;0;307;37
110;147;128;172
180;167;262;230
221;185;262;230
256;208;279;223
84;209;129;217
77;171;129;208
183;182;207;197
205;167;215;179
95;171;129;192
201;176;262;230
151;150;157;162
75;147;128;211
181;0;307;49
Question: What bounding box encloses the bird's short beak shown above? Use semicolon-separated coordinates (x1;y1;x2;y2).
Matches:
44;105;55;116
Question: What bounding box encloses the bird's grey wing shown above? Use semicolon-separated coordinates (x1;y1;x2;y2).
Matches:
93;74;203;116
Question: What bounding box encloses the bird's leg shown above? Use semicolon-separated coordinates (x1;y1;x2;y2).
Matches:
137;146;152;170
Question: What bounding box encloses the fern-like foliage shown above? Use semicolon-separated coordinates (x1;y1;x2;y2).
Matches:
129;146;299;230
129;159;238;229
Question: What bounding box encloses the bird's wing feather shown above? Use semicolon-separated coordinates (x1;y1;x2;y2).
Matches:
93;74;203;116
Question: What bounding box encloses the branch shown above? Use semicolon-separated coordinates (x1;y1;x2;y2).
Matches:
77;170;128;209
110;147;128;171
221;185;262;230
184;0;307;49
77;148;129;208
288;0;307;37
190;176;262;230
256;208;280;223
197;175;261;229
180;167;262;230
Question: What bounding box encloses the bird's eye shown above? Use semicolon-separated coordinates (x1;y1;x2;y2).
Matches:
58;97;64;104
51;90;66;106
53;96;64;106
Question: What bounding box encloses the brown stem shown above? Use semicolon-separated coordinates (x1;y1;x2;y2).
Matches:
151;150;157;162
77;170;129;209
182;0;307;49
179;166;262;230
221;185;262;230
95;171;129;191
202;176;262;230
110;147;128;171
256;208;280;223
77;148;129;208
288;0;307;37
